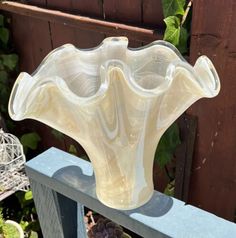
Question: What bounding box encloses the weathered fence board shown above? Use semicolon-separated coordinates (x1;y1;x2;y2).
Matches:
142;0;164;28
103;0;142;24
189;0;236;220
175;114;197;202
25;148;236;238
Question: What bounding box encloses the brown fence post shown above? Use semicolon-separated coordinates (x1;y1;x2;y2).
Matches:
188;0;236;221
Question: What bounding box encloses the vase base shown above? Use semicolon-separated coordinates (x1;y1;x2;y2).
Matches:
96;187;154;210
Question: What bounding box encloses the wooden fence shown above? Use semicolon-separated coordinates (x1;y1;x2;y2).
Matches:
0;0;235;222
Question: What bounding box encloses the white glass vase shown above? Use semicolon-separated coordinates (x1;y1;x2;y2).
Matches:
8;37;220;210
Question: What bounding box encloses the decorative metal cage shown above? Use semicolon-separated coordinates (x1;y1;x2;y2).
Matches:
0;129;29;199
0;129;25;171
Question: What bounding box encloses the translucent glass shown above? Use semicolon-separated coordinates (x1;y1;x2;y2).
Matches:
8;37;220;210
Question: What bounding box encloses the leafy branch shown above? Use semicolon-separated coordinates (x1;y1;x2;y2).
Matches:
155;122;181;168
162;0;193;54
0;14;18;129
152;1;192;196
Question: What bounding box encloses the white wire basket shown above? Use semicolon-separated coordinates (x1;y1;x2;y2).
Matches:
0;129;25;171
0;129;29;199
0;169;29;193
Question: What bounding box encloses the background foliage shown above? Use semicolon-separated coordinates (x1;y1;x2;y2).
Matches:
162;0;191;54
0;14;41;238
154;0;192;196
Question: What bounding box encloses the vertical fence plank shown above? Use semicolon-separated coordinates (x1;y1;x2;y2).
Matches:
175;114;197;202
46;0;71;11
11;0;52;73
47;0;105;49
27;0;46;7
103;0;142;24
49;23;77;48
47;0;103;18
11;14;35;73
188;0;236;221
71;0;104;18
103;0;142;47
74;28;105;48
11;17;52;72
28;18;52;68
142;0;164;28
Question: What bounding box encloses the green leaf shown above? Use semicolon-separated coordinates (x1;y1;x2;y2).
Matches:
177;26;188;54
156;151;173;168
68;144;77;155
164;180;175;196
163;16;181;46
0;15;4;27
0;70;8;84
30;231;38;238
1;54;18;71
0;209;4;232
0;27;9;44
20;220;29;230
24;191;33;201
0;86;9;101
51;129;64;141
0;59;4;70
20;132;41;150
162;0;185;18
155;122;181;168
80;154;89;161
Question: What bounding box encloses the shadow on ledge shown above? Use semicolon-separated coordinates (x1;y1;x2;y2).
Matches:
52;165;173;218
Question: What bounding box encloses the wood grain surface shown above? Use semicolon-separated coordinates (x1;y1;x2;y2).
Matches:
188;0;236;221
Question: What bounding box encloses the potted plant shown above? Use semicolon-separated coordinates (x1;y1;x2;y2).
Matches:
0;210;24;238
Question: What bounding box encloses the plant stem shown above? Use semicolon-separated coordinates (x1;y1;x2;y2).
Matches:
165;166;174;181
181;0;193;26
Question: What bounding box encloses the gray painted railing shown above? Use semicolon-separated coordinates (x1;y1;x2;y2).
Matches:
25;147;236;238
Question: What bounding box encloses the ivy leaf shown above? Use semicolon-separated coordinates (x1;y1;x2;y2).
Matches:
20;220;29;230
177;26;188;54
68;144;77;155
163;16;181;46
20;132;41;151
155;122;181;168
0;59;4;70
164;180;175;196
29;231;38;238
1;54;18;71
80;154;89;161
51;129;64;141
0;71;8;84
24;191;33;201
0;15;4;27
162;0;185;18
156;151;173;168
0;27;9;44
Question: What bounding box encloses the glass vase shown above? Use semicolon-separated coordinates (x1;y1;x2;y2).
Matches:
8;37;220;210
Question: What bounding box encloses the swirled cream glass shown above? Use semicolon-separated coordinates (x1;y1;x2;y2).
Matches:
8;37;220;210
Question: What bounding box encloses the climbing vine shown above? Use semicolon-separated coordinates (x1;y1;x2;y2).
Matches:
0;14;18;129
162;0;192;54
154;1;193;196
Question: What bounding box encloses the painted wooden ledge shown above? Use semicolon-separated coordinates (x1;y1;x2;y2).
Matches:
25;147;236;238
